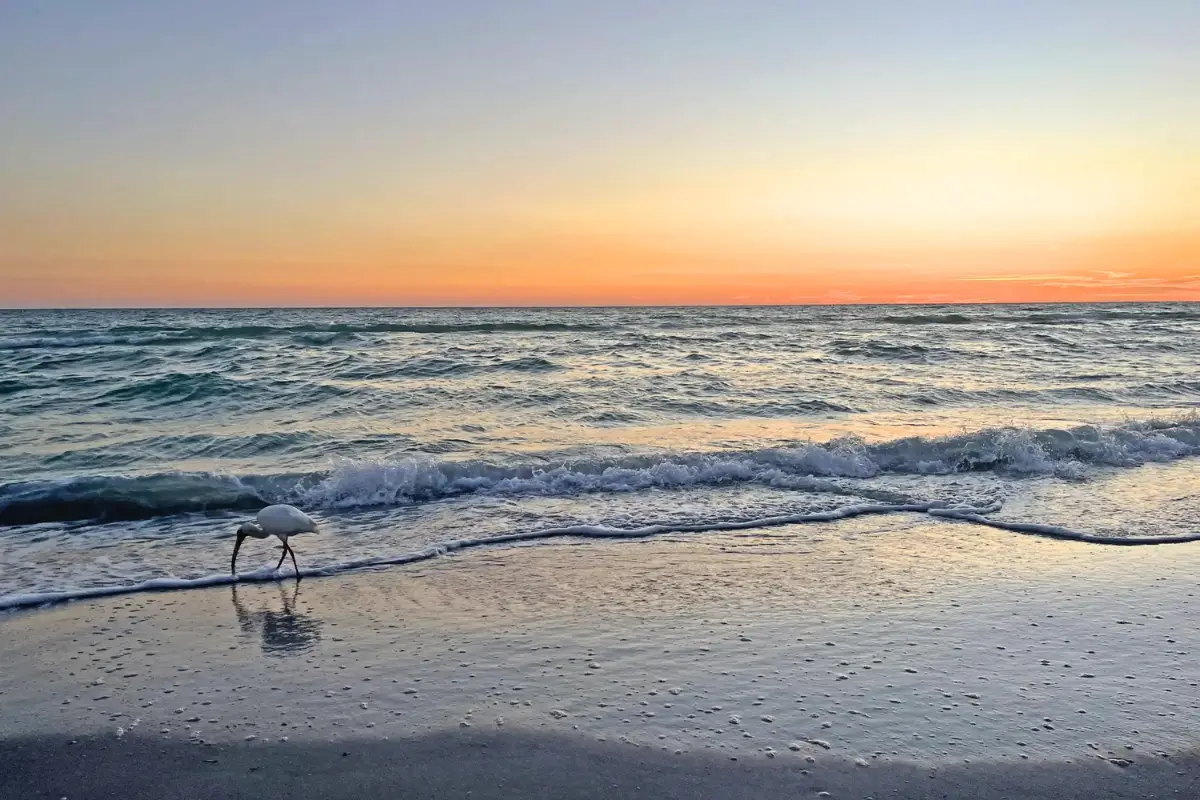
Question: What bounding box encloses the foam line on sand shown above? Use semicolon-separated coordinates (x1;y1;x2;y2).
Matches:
5;500;1200;611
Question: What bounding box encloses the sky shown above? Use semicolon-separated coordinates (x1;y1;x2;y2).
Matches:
1;1;1198;307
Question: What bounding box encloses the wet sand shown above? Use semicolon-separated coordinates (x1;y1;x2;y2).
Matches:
3;515;1200;796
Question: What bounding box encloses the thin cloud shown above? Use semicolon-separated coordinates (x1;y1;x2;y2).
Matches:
965;274;1084;282
964;272;1200;292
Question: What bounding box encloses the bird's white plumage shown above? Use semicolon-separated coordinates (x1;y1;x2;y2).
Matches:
232;504;317;575
255;504;318;540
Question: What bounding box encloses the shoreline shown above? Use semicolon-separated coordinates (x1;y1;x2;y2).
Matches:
9;466;1200;612
4;518;1200;795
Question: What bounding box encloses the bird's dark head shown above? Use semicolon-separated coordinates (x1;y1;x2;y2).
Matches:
231;522;263;575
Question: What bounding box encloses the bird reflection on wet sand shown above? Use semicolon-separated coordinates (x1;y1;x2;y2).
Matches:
231;583;322;657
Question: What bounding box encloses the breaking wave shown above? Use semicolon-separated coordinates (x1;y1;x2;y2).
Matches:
3;418;1196;526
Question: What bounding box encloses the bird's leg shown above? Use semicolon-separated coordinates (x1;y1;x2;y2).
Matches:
274;546;288;572
287;543;300;579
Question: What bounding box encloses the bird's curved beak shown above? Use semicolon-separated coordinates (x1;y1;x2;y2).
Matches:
231;532;246;575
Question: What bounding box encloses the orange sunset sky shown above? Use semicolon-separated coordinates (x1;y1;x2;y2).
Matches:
1;2;1198;307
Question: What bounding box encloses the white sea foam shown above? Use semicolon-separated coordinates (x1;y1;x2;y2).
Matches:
929;507;1200;545
289;418;1200;509
5;418;1197;525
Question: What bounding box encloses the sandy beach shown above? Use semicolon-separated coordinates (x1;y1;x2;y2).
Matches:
4;514;1200;798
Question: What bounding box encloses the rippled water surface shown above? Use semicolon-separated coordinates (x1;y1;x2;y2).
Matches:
3;304;1198;605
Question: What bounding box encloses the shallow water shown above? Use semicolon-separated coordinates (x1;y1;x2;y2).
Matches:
2;304;1199;604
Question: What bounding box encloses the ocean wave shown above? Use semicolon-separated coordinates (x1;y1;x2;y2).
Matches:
335;355;562;380
1005;308;1200;325
40;432;328;469
3;418;1197;526
904;386;1120;406
2;335;138;350
649;397;859;416
95;372;248;405
904;383;1200;407
117;321;607;339
90;372;361;408
289;330;362;346
577;409;646;424
0;321;610;350
828;339;959;361
0;379;35;396
879;313;973;325
1030;332;1080;347
1091;308;1200;321
0;473;268;526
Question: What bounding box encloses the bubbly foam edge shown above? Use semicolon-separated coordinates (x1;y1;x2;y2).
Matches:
5;499;1199;612
3;415;1198;526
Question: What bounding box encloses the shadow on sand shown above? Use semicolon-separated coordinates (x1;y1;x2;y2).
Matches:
2;728;1197;800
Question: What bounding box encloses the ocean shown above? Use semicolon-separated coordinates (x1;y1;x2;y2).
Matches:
2;303;1199;608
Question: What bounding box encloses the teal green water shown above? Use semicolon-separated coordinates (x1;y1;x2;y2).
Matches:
3;304;1198;604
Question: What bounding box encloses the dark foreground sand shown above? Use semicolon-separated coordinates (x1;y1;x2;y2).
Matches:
5;516;1200;798
3;729;1198;800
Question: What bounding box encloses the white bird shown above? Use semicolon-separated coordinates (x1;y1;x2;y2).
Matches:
231;504;319;577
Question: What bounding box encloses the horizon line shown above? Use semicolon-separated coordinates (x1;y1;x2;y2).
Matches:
1;299;1197;312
